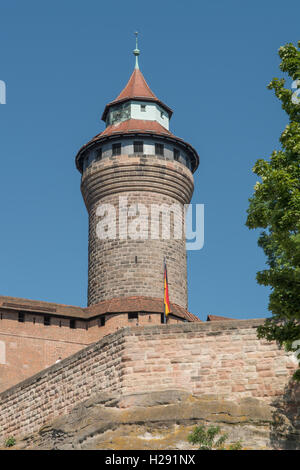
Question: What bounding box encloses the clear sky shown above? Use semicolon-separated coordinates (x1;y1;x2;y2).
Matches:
0;0;299;321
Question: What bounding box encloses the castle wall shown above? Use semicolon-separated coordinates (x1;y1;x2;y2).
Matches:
0;310;89;392
120;320;296;398
0;328;125;440
0;320;297;441
0;308;181;393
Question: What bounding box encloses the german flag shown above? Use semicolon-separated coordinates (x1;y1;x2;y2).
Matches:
164;260;171;316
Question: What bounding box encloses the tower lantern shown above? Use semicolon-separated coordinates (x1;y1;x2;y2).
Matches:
75;39;199;309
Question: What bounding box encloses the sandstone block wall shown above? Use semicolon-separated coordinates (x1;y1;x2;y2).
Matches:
81;155;194;308
0;307;183;393
120;320;297;399
0;329;125;440
0;309;89;393
0;320;297;441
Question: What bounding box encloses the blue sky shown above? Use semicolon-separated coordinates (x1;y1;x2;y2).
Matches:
0;0;299;320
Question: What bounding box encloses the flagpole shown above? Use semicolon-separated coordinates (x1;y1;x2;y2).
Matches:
163;257;166;324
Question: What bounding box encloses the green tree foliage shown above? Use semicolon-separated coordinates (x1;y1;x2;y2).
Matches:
246;41;300;380
4;436;16;448
188;425;228;450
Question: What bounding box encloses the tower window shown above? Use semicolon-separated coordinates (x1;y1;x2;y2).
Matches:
155;143;164;156
134;141;144;154
70;319;76;329
98;316;105;327
96;148;102;161
84;153;89;170
44;315;51;326
141;104;146;112
160;111;164;118
174;148;180;161
112;143;121;156
18;312;25;323
128;312;138;320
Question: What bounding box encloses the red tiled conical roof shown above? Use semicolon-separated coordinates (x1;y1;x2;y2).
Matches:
113;68;158;102
101;68;173;121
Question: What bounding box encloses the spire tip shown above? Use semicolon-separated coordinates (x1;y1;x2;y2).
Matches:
133;31;140;69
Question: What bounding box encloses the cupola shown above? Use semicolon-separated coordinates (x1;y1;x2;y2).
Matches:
101;33;172;130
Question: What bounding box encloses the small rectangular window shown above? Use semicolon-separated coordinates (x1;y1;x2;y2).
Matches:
98;316;105;327
161;313;165;324
112;143;121;156
155;143;164;156
70;319;76;329
128;312;138;320
96;148;102;161
44;315;51;326
141;104;146;112
18;312;25;323
174;148;180;161
134;141;144;154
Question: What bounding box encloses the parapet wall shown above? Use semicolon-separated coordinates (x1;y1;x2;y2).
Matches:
0;319;297;440
0;328;126;440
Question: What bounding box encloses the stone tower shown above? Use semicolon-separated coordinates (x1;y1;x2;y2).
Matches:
75;39;199;309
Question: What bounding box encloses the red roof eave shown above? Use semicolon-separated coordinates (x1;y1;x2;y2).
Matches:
75;119;199;173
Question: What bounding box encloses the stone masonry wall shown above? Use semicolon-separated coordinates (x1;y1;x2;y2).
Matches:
120;320;297;399
81;154;194;308
0;309;182;393
0;329;126;440
0;309;90;393
0;320;297;441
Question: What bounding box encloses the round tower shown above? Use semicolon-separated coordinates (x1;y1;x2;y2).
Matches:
75;39;199;310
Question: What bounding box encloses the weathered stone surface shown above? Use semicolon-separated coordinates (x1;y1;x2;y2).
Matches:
9;388;300;450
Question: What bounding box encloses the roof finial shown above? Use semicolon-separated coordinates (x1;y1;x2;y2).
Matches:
133;31;140;70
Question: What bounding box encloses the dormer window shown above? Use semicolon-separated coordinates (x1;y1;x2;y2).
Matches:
141;105;146;112
134;141;144;154
112;143;121;156
155;143;164;156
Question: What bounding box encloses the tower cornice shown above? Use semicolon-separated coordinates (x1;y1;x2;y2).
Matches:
75;119;199;174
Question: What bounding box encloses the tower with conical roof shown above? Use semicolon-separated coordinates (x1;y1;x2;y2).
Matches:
75;37;199;311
